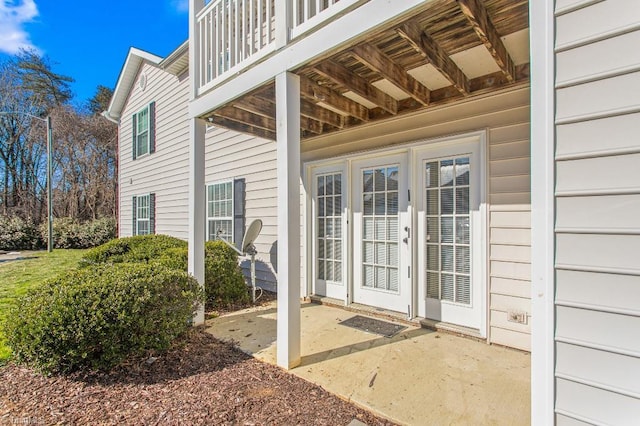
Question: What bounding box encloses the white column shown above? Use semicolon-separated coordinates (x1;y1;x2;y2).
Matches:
276;71;301;369
189;118;206;325
189;0;206;325
530;0;556;423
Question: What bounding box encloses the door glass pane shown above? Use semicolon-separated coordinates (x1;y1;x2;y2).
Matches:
440;160;454;187
425;156;471;304
362;165;400;293
441;188;454;215
456;187;469;214
455;157;470;185
425;162;439;188
317;172;343;284
456;275;470;304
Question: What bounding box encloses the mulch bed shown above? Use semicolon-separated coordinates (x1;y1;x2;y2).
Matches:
0;328;395;425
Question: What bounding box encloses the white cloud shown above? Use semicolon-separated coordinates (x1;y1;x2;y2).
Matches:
170;0;189;13
0;0;39;54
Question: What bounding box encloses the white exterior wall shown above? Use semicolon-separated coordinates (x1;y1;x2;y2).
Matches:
303;86;532;350
554;0;640;423
204;128;279;291
118;64;190;239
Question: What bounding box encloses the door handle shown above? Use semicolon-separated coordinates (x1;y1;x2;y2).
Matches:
403;226;410;244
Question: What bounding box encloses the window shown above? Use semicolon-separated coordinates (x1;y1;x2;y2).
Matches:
317;172;343;284
132;193;155;236
132;102;155;159
206;179;245;248
207;181;234;242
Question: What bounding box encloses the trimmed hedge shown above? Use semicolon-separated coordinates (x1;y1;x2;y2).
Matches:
82;235;249;308
0;215;116;251
4;263;203;373
0;216;42;251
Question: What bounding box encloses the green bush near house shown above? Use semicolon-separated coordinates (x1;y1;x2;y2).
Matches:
81;234;187;265
81;235;250;309
204;240;250;308
3;263;203;374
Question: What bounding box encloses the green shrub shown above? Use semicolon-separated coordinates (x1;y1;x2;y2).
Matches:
81;234;187;266
205;240;249;308
0;215;42;250
3;263;203;373
82;236;249;309
40;217;116;249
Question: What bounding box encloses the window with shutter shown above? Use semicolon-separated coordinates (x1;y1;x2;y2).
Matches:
132;102;155;159
206;179;245;248
135;194;151;235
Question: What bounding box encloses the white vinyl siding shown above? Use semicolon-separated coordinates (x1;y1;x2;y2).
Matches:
119;63;189;239
554;0;640;423
205;128;278;291
302;86;531;350
207;181;234;242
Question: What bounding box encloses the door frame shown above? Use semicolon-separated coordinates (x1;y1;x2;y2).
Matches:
304;130;487;335
412;135;487;334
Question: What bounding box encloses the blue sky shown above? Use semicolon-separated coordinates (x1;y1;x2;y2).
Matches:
0;0;189;106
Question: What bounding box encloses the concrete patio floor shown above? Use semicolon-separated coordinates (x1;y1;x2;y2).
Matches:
205;301;530;425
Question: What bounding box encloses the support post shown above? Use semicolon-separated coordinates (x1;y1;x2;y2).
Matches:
46;116;53;253
530;0;556;423
188;118;206;325
189;0;207;325
276;71;301;369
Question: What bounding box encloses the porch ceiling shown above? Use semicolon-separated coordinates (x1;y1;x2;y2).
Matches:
203;0;529;141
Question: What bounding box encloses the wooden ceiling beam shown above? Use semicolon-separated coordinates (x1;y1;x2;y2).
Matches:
457;0;516;82
397;20;470;95
300;98;344;128
313;60;398;115
217;106;275;132
233;96;276;119
351;42;430;106
300;116;323;135
206;115;276;141
299;76;369;122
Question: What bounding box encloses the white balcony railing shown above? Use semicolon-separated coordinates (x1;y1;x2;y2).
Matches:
196;0;365;94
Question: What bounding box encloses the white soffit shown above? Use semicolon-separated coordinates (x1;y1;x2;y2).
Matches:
342;91;379;109
407;64;451;90
450;44;501;79
372;79;411;100
406;29;530;89
502;28;530;65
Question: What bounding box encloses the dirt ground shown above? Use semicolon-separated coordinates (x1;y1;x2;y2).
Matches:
0;328;395;425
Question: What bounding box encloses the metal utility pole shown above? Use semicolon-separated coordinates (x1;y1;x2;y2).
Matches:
46;116;53;252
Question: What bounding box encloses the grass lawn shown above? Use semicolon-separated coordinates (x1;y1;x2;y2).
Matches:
0;249;87;362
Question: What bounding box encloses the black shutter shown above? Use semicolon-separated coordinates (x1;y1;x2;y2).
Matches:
132;196;137;236
233;178;246;251
149;101;156;154
149;193;156;235
132;113;137;160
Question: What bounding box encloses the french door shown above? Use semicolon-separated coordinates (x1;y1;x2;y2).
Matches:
415;140;484;330
310;134;485;331
352;154;411;314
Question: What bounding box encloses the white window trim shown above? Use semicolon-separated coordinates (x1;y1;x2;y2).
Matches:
206;180;234;242
134;104;151;158
136;193;151;236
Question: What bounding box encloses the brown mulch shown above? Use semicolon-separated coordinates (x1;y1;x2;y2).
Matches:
0;328;395;426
